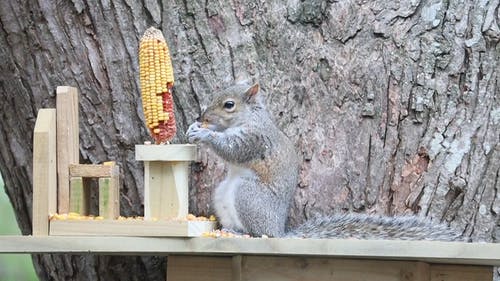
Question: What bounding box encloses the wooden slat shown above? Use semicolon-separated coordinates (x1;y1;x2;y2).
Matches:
183;258;490;281
0;237;500;266
56;86;79;213
69;164;118;178
238;256;434;281
167;256;233;281
135;144;197;161
169;162;189;218
49;220;216;237
430;264;492;281
144;161;160;220
98;172;120;219
69;177;89;215
32;109;57;236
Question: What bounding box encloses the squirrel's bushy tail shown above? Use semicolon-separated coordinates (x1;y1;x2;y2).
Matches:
286;213;466;241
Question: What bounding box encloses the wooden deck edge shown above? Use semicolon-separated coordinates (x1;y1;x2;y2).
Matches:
0;236;499;266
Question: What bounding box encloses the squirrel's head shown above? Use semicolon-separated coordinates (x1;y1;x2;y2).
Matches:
198;83;263;131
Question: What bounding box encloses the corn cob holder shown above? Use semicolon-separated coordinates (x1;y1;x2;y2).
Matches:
135;27;198;221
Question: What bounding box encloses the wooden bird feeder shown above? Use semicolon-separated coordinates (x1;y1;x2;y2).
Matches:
32;86;215;237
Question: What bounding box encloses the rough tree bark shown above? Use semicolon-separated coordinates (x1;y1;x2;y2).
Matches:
0;0;498;280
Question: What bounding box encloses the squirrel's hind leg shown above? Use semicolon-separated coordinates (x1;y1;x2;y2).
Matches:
235;180;288;238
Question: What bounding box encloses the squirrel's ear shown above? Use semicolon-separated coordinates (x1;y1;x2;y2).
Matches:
244;83;260;102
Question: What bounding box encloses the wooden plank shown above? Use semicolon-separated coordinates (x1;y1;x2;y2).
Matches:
239;256;431;281
32;109;57;236
49;220;216;237
144;161;160;220
98;170;120;219
69;177;89;215
56;86;79;213
167;256;233;281
135;144;197;161
161;162;177;218
239;258;488;281
0;237;500;266
430;264;492;281
169;162;189;218
69;164;118;178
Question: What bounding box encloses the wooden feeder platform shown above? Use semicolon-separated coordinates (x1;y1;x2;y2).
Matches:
32;86;215;238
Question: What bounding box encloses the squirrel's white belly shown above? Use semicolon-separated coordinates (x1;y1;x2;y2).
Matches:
213;165;253;231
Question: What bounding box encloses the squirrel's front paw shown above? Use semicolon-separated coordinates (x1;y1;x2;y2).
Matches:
186;122;212;143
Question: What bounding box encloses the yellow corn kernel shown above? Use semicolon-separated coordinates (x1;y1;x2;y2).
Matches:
52;213;67;220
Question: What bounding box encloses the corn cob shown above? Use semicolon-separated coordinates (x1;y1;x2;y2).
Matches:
139;27;176;143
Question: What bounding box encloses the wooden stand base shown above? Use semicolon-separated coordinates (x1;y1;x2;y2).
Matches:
49;220;215;237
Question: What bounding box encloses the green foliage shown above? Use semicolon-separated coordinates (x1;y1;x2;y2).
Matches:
0;177;38;281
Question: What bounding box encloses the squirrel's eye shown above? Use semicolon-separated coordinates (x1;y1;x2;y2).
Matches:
223;101;235;111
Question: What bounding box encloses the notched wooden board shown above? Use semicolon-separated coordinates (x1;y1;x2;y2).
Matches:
49;220;216;237
69;164;119;178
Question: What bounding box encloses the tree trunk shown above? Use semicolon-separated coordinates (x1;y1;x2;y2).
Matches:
0;0;498;280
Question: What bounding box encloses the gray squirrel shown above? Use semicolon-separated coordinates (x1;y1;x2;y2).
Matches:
186;83;464;241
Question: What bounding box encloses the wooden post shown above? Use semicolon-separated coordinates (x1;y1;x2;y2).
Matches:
56;86;79;214
32;109;57;236
69;177;88;215
98;164;120;219
136;144;196;220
